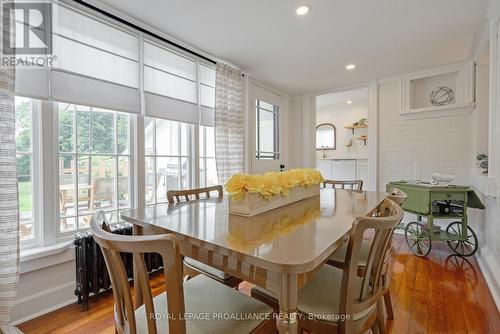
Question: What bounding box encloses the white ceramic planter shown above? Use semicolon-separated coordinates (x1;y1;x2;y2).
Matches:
229;185;320;216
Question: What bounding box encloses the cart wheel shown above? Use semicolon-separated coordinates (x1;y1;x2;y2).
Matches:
405;222;432;257
446;222;478;257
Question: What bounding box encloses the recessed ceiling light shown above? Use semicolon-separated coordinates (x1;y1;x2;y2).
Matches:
345;64;356;70
296;5;310;16
346;100;352;104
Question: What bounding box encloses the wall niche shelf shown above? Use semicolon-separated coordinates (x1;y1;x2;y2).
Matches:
345;124;367;134
401;60;475;119
356;136;368;145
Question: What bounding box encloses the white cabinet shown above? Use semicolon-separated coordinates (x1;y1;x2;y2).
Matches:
316;159;369;188
331;160;356;180
316;160;332;180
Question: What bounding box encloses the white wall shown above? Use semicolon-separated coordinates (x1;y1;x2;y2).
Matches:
473;64;490;157
316;101;368;159
377;78;474;190
11;251;76;324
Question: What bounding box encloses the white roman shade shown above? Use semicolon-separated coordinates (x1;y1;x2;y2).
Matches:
15;68;49;100
50;3;141;113
51;70;141;113
200;64;215;126
143;40;200;123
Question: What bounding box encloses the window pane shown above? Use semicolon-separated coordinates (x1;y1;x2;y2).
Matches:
145;157;155;205
91;109;115;154
17;154;33;240
156;119;179;156
118;157;130;209
157;157;180;202
199;158;206;187
15;96;35;242
181;157;189;189
117;113;130;155
59;154;76;218
78;215;92;230
58;103;74;153
60;217;76;234
145;117;154;155
206;158;218;187
58;103;131;235
76;155;91;213
180;122;189;156
15;98;32;153
206;127;215;157
258;110;274;153
89;156;116;212
76;107;91;153
199;127;205;157
256;100;279;160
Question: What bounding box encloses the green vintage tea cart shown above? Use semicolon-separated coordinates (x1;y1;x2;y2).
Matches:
386;181;484;257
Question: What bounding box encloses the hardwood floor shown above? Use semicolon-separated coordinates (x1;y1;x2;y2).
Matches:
18;234;500;334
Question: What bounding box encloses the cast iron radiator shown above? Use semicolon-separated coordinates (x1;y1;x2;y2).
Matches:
74;223;163;310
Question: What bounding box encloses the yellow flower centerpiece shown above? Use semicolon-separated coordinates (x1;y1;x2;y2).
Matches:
226;168;324;216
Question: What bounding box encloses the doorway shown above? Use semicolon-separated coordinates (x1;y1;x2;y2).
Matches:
315;87;371;189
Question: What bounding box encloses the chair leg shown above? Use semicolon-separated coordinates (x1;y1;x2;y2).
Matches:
371;320;381;334
383;290;394;320
377;300;387;334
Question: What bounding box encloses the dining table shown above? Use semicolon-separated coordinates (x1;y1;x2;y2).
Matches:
120;188;388;334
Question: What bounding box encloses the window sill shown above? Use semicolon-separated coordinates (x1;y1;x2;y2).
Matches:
470;172;497;198
20;241;74;274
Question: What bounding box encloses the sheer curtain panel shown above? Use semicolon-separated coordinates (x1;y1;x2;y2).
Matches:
0;13;19;326
214;63;244;184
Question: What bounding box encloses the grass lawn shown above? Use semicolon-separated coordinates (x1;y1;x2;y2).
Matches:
18;181;32;213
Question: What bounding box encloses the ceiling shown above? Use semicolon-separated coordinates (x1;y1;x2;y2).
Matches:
94;0;488;96
316;88;368;108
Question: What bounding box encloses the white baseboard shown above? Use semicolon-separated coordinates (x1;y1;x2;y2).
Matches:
475;246;500;312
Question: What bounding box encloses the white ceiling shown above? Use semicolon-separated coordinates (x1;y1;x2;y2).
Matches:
94;0;488;96
316;88;368;108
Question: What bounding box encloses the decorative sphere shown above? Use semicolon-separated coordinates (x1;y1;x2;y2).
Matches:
429;86;454;106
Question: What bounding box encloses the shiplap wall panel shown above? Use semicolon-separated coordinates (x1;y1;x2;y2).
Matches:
377;79;474;192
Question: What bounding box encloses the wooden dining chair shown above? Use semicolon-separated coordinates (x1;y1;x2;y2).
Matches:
324;180;363;191
326;189;407;330
90;211;275;334
167;185;223;204
166;185;242;289
251;198;404;334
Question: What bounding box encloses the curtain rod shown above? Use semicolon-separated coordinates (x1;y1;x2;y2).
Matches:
72;0;217;65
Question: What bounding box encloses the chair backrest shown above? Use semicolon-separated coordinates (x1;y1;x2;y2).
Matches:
340;198;404;329
324;180;363;191
167;185;223;204
90;212;186;334
387;187;407;206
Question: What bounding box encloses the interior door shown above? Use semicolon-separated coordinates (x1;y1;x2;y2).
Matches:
250;84;286;174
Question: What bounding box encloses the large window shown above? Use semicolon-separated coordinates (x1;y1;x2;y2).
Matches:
15;97;37;243
58;103;132;235
256;99;280;160
145;117;191;205
199;126;218;187
13;2;218;250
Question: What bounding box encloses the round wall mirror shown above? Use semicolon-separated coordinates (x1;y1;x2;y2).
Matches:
316;123;336;150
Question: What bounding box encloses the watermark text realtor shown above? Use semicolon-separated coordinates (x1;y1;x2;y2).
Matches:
1;1;56;67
